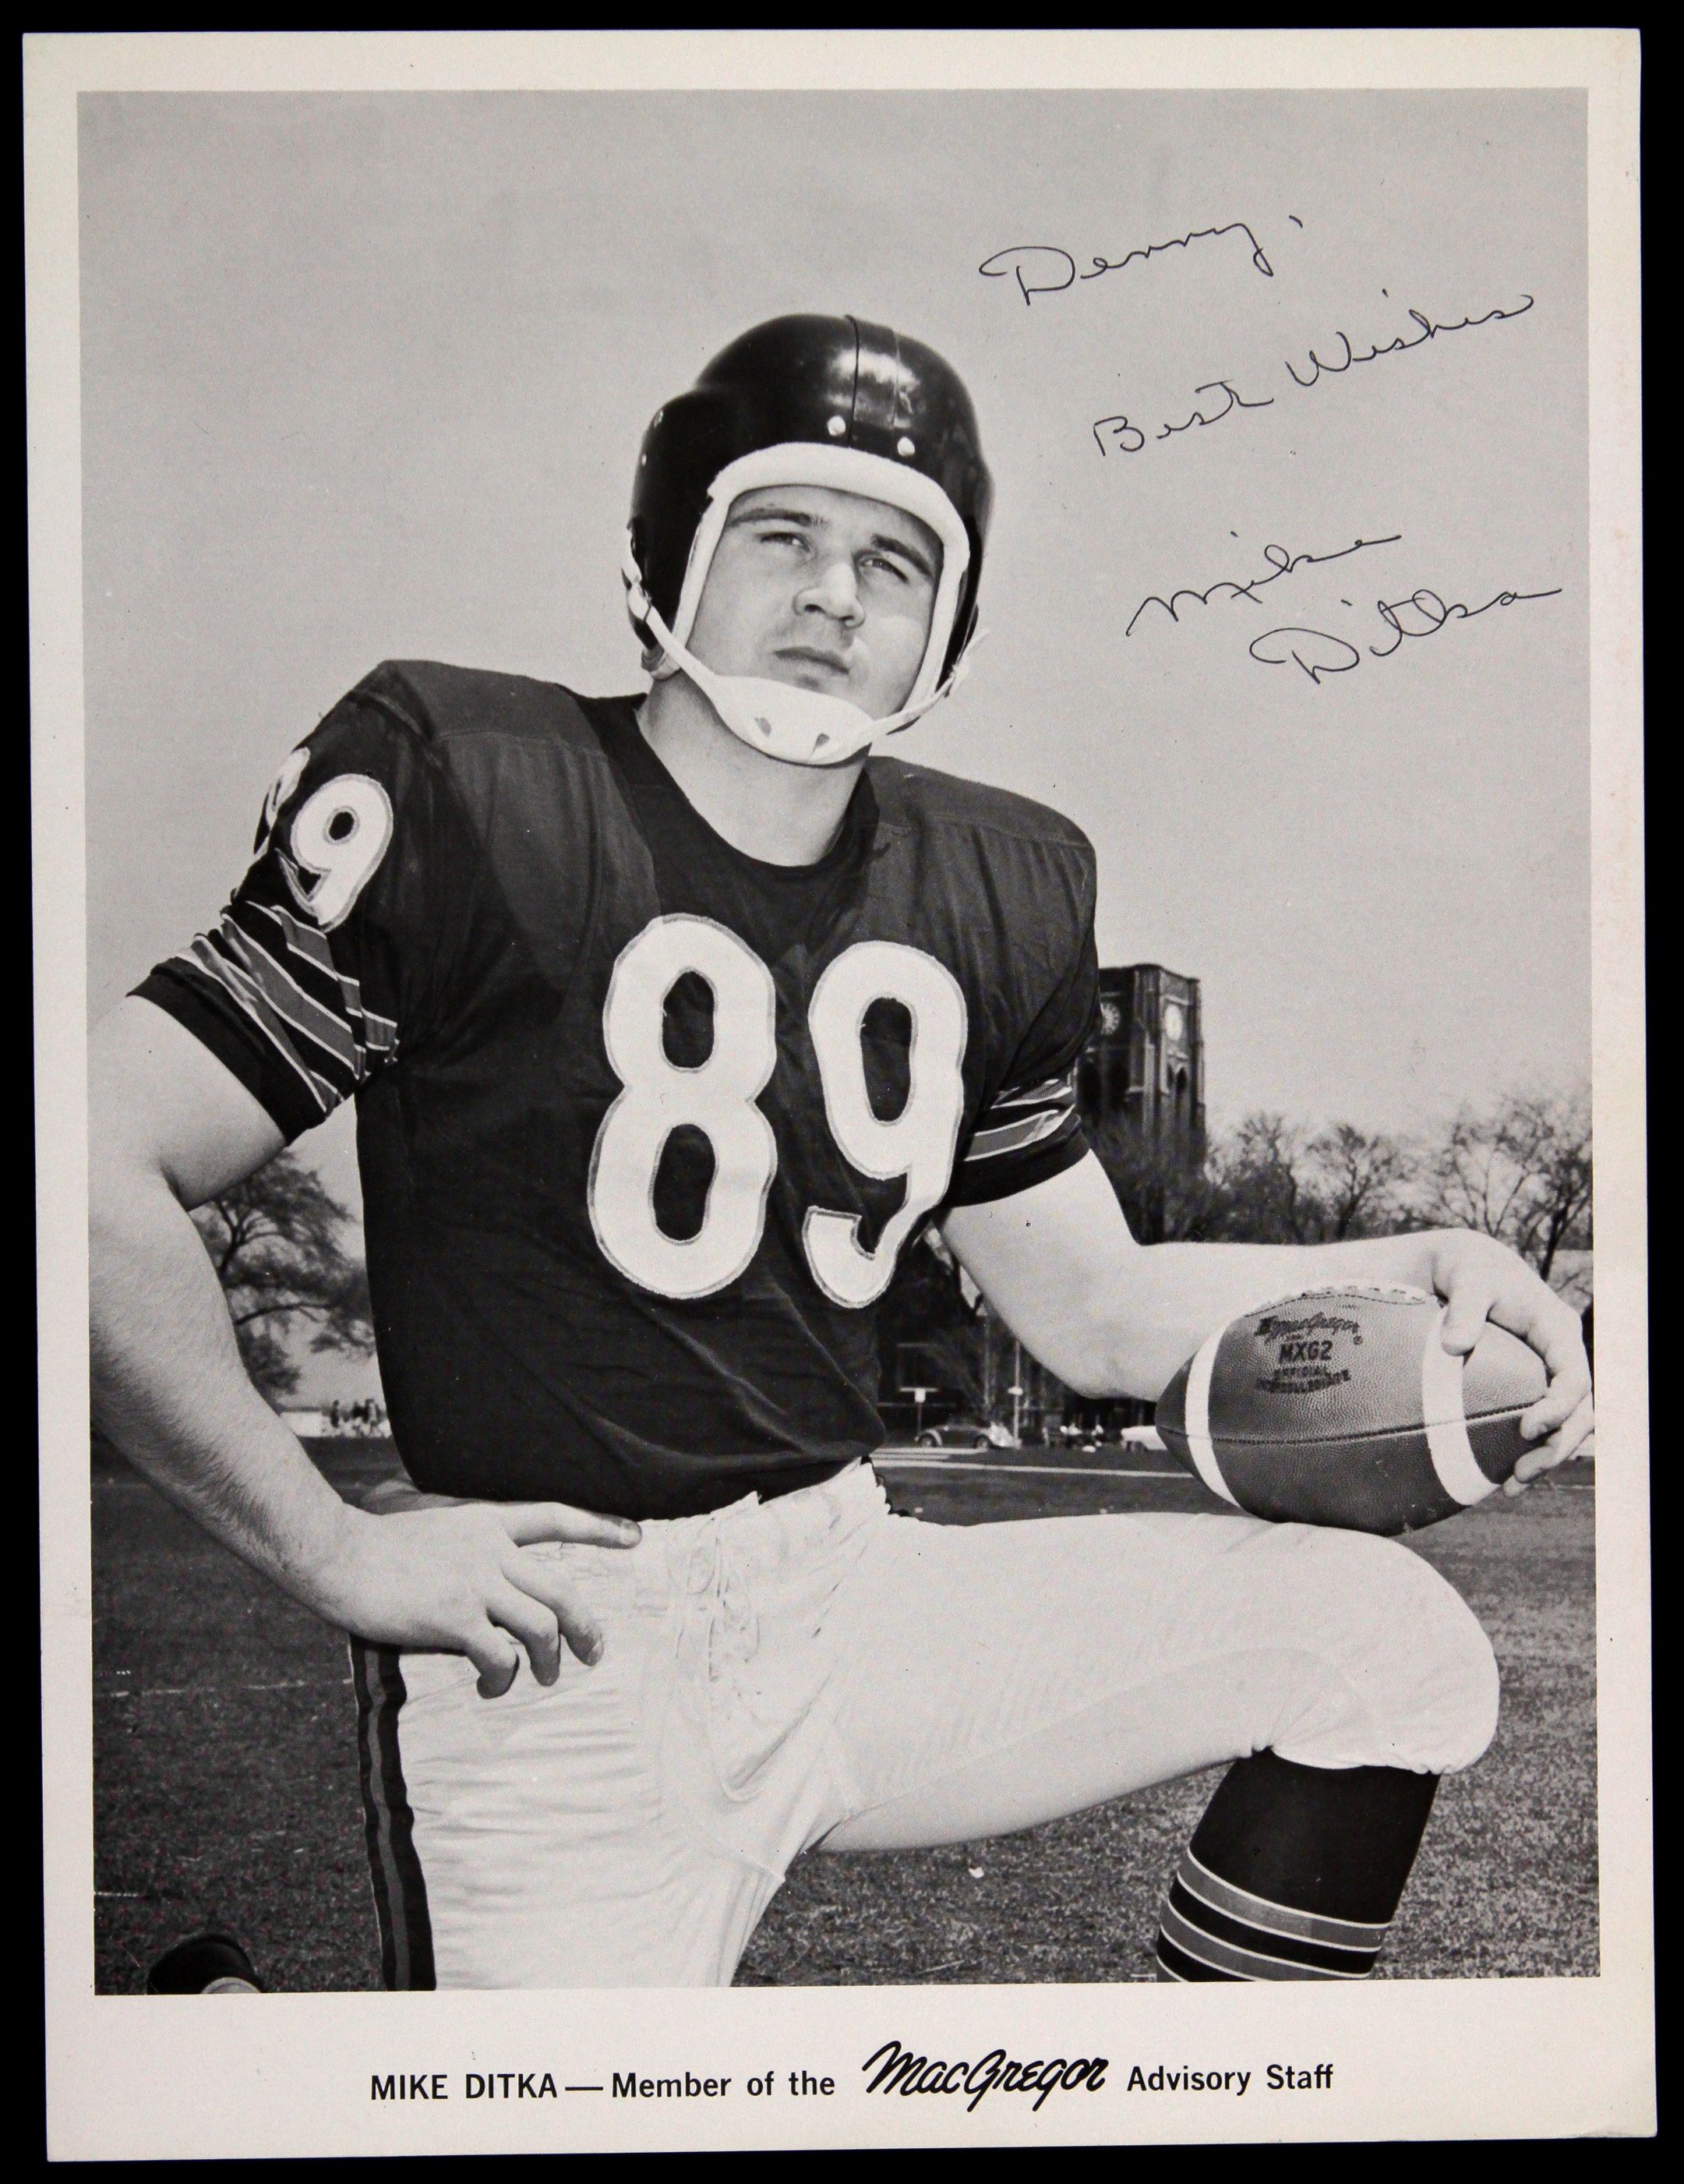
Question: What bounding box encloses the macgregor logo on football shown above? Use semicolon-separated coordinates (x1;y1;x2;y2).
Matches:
1254;1309;1361;1341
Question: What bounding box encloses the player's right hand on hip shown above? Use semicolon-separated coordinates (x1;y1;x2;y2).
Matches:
315;1496;640;1698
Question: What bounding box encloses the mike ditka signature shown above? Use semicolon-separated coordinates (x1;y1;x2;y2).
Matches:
1093;293;1536;460
1250;584;1564;685
1127;527;1562;681
1125;532;1403;638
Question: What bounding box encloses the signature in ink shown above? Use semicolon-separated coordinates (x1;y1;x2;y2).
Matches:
1157;379;1277;441
1124;532;1403;638
1092;293;1537;461
1286;295;1535;388
980;220;1275;307
1249;584;1564;684
1094;378;1274;458
1247;628;1363;683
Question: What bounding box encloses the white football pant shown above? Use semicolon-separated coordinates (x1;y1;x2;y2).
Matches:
352;1461;1498;1988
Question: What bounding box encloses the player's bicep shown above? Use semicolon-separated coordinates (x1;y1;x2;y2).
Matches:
941;1151;1141;1381
91;997;285;1209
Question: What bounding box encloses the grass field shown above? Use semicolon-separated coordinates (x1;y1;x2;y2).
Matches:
90;1441;1597;1991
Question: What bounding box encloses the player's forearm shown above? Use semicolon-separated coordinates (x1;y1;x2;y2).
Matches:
948;1158;1447;1404
1070;1231;1444;1402
89;1158;358;1606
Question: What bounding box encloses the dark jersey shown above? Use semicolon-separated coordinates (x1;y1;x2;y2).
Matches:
137;663;1098;1518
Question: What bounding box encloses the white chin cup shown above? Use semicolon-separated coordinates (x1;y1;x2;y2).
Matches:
632;592;968;769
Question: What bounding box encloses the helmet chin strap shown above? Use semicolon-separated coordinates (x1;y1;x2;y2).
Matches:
627;576;974;770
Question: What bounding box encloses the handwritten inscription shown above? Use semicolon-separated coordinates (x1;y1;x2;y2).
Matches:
1248;629;1363;683
1125;533;1403;638
1094;378;1275;459
1156;378;1276;443
1286;294;1535;388
1249;585;1564;684
1093;293;1537;459
980;221;1275;306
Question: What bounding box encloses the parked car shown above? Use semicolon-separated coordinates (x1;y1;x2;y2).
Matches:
913;1421;1019;1451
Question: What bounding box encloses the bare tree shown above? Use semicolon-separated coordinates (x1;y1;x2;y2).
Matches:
1412;1086;1591;1281
1206;1112;1333;1242
867;1086;1581;1434
192;1152;376;1403
1200;1112;1414;1246
1304;1122;1415;1241
1089;1114;1220;1243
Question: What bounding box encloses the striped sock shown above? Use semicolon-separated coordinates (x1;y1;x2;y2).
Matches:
1153;1751;1439;1983
1156;1848;1393;1980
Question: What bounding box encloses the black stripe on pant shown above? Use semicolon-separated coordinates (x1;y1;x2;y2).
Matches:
350;1638;436;1991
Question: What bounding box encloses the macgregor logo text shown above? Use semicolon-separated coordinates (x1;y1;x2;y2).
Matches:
862;2040;1108;2114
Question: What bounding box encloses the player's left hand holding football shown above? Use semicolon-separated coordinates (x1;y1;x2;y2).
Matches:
1428;1232;1594;1492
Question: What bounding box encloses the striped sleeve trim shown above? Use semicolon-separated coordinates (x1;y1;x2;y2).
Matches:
181;935;340;1116
959;1070;1078;1173
966;1107;1071;1161
253;903;398;1054
219;920;362;1072
170;900;401;1123
990;1076;1076;1112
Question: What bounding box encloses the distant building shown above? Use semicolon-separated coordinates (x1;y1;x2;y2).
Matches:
1077;965;1206;1149
1065;964;1206;1437
887;964;1210;1447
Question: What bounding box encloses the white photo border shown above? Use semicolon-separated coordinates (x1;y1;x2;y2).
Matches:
33;28;1648;2155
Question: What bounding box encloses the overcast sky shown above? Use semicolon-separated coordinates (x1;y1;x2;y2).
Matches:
76;90;1588;1397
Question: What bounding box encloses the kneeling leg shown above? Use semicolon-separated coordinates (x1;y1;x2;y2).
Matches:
821;1514;1499;1980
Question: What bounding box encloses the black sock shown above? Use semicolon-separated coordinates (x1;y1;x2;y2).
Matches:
1155;1750;1439;1981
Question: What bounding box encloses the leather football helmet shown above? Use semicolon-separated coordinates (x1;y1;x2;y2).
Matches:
623;314;992;765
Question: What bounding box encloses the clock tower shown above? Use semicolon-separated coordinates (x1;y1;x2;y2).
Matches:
1076;964;1206;1150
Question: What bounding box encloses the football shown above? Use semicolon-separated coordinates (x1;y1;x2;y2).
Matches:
1155;1283;1548;1535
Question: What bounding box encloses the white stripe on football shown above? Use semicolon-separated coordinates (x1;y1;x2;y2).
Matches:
1155;1285;1548;1534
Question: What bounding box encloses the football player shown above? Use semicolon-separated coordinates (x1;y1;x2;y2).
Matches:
90;315;1593;1988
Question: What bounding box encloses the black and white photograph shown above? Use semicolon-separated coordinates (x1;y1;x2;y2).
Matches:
35;29;1647;2155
